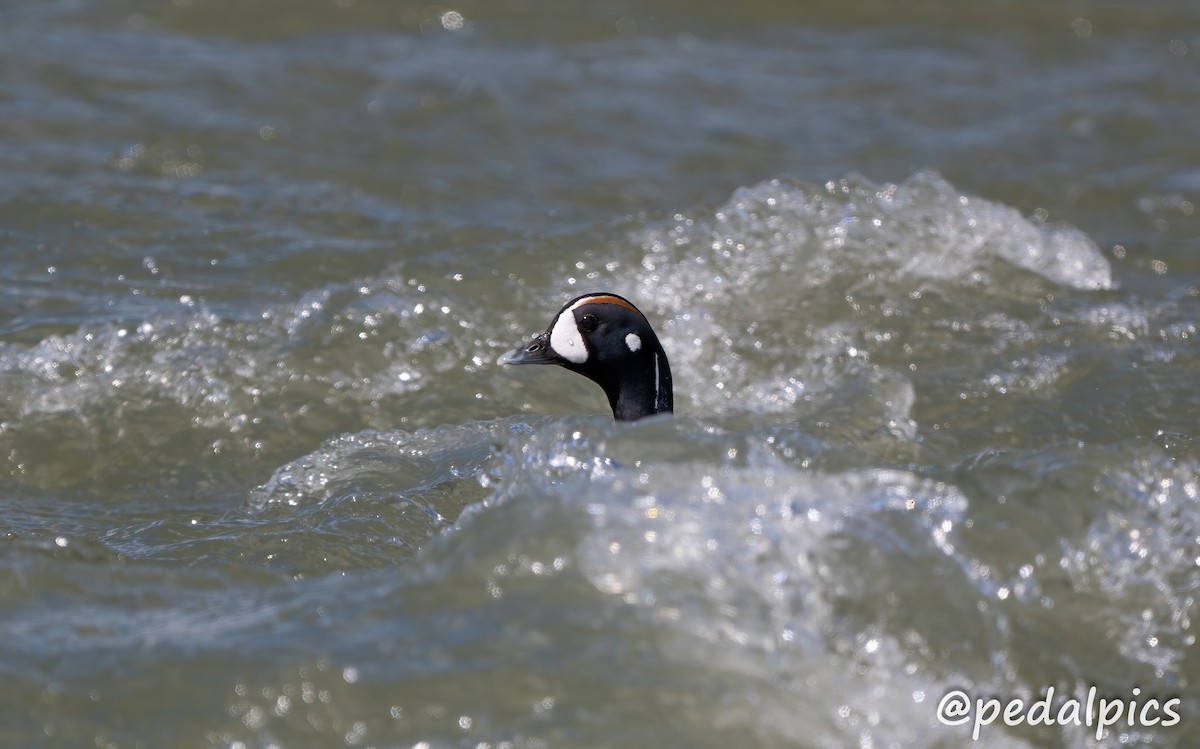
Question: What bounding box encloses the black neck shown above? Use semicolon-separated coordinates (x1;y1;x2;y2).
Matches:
606;348;673;421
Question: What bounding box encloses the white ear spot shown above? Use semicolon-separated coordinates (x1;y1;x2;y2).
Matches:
550;312;588;363
625;332;642;352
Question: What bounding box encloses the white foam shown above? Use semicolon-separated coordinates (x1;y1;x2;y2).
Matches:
600;171;1119;423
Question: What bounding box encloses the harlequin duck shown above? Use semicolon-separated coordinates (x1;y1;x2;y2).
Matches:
498;292;673;421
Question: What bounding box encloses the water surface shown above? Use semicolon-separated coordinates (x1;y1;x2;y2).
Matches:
1;2;1198;747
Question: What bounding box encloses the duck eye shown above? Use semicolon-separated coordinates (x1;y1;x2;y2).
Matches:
579;313;599;333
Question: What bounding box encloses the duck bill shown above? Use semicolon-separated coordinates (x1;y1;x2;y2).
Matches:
497;332;563;366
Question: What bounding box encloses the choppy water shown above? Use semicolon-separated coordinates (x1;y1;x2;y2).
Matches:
2;2;1199;747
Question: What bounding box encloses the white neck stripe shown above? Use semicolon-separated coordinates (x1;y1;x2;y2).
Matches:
653;352;661;412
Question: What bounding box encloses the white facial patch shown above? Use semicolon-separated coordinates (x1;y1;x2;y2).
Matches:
625;332;642;352
549;310;588;363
